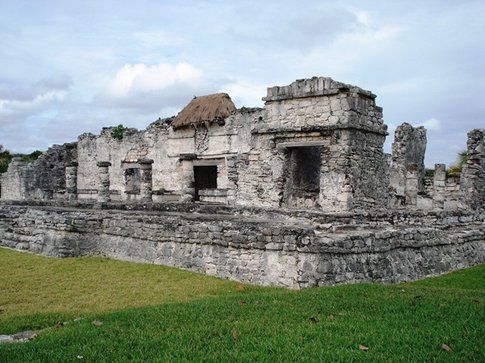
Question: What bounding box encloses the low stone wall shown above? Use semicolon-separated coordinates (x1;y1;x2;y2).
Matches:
0;202;483;288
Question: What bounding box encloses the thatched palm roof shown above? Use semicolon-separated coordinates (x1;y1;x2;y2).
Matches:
172;93;236;129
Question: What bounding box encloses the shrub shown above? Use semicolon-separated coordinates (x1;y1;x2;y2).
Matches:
111;124;124;140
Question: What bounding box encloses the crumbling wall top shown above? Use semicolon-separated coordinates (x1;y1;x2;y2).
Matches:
262;76;376;102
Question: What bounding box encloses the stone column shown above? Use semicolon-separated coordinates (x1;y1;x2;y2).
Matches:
460;129;484;209
390;123;427;206
405;164;419;207
65;162;78;202
433;164;446;209
97;161;111;203
138;158;154;202
179;159;195;202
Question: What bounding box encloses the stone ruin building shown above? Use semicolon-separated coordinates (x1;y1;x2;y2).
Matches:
0;77;483;288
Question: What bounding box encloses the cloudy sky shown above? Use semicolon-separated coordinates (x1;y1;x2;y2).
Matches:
0;0;483;166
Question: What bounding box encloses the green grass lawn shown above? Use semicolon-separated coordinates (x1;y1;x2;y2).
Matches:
0;248;484;362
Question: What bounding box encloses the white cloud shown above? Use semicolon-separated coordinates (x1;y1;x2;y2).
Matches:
0;75;72;121
98;61;226;114
417;118;441;131
106;62;203;98
220;81;266;107
0;90;67;115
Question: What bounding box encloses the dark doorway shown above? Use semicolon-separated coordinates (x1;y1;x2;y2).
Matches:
194;165;217;201
284;146;322;206
290;147;321;192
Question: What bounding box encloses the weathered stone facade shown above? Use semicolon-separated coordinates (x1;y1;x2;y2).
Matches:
0;143;77;201
1;77;392;212
0;76;483;288
0;201;483;288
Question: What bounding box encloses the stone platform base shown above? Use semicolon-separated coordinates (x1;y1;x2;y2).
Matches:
0;201;483;288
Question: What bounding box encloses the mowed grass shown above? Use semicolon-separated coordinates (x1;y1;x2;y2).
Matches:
0;248;484;362
0;247;268;334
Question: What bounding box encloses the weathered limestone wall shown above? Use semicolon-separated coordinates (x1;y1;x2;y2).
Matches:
444;176;461;209
75;110;257;202
235;77;389;212
79;123;178;202
34;143;78;197
76;127;161;200
261;77;384;132
0;143;77;201
347;130;389;210
418;166;463;211
1;202;483;288
390;123;427;208
232;132;286;208
0;159;35;200
460;129;485;210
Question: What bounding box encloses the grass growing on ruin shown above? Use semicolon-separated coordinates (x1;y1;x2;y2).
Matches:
0;248;484;362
